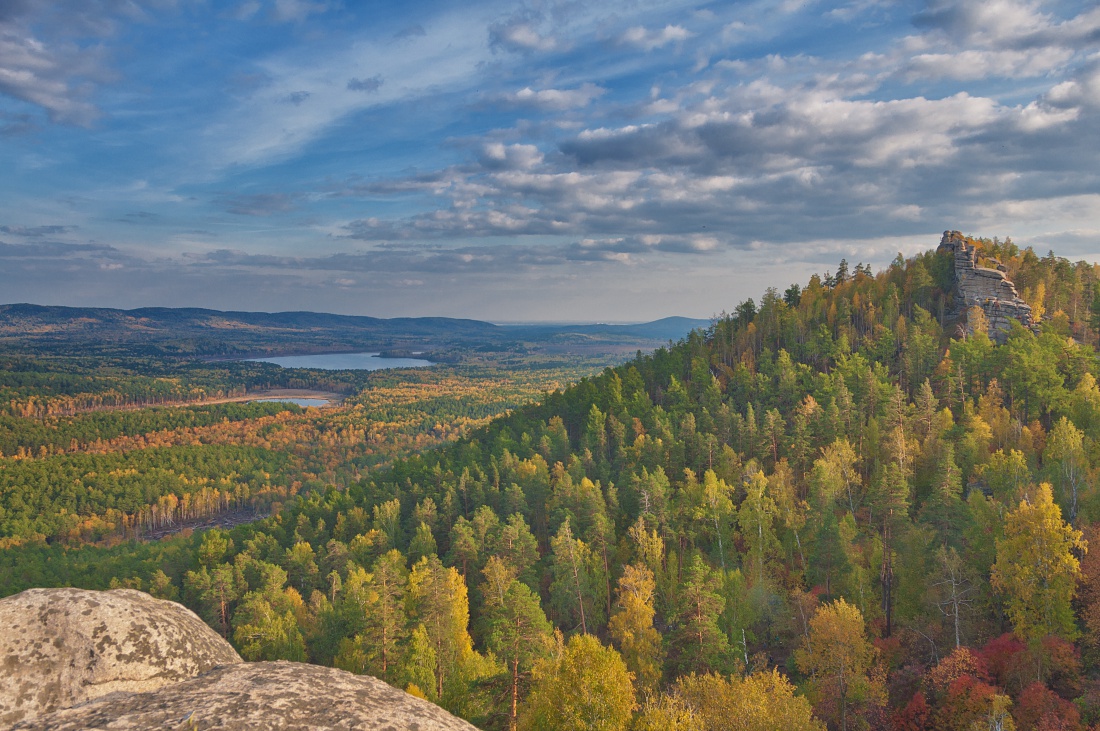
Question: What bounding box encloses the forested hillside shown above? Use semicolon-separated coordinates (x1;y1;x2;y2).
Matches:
8;235;1100;730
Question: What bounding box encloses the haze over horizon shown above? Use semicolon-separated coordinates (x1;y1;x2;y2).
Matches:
1;0;1098;321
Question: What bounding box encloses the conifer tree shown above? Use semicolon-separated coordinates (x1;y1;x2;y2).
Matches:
479;556;553;730
669;555;730;675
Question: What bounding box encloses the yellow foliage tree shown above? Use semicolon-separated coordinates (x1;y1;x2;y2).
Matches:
519;633;636;731
794;598;884;731
1030;281;1046;322
673;670;825;731
634;694;703;731
607;563;662;694
991;482;1085;643
407;555;475;699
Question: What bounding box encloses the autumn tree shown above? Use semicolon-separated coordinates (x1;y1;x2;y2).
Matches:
675;670;825;731
607;563;663;693
634;694;703;731
795;598;884;731
811;439;862;516
1044;417;1087;524
737;470;780;586
407;555;476;699
519;633;636;731
232;589;307;662
991;483;1085;643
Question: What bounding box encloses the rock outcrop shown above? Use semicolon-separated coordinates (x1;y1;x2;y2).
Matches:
1;588;479;730
0;587;241;727
13;661;480;731
937;230;1033;343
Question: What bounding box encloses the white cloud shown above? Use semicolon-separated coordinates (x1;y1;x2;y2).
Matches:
506;83;606;111
490;21;559;53
866;0;1100;94
620;24;693;51
0;20;103;125
479;142;544;170
905;47;1075;81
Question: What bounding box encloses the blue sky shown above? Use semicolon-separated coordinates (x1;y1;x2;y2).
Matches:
1;0;1098;321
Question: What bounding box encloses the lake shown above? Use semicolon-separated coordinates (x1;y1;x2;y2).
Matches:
245;352;434;371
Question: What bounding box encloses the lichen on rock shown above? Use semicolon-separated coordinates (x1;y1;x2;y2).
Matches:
0;587;241;727
2;588;480;730
12;661;481;731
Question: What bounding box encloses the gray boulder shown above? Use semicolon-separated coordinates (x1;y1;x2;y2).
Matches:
12;661;481;730
0;587;241;727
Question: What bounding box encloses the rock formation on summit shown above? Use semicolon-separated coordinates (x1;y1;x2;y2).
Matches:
1;588;480;730
937;230;1033;343
0;587;242;727
13;661;481;731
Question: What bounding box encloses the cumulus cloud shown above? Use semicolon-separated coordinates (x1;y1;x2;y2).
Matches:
503;83;606;111
619;24;693;51
4;0;1100;320
0;238;129;262
186;0;1100;272
186;233;724;277
478;143;544;170
903;0;1100;81
338;37;1099;250
905;47;1075;80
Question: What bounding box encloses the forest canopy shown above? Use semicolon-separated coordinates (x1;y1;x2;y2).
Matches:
7;236;1100;730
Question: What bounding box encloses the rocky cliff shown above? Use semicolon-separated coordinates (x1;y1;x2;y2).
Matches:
0;588;478;731
937;230;1033;343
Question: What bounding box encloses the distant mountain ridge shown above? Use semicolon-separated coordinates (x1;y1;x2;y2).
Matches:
0;304;708;357
0;303;500;334
506;316;711;342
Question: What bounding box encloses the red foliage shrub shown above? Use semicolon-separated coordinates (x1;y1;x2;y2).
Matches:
933;674;998;731
1039;636;1082;699
978;633;1027;688
892;690;932;731
1014;682;1082;731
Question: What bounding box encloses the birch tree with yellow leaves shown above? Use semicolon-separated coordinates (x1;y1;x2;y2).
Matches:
991;482;1086;644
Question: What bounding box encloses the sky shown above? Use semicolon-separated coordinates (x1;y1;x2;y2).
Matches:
0;0;1098;322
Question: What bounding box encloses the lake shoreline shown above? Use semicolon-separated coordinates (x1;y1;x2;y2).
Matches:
243;351;435;371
